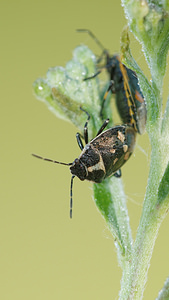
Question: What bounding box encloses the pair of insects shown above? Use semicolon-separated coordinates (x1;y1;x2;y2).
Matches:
33;30;146;217
77;29;146;135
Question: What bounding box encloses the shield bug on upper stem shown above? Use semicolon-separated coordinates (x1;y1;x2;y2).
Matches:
77;29;147;134
32;107;136;218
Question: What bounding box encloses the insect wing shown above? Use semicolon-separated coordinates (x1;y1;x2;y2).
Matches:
126;68;147;134
90;126;136;178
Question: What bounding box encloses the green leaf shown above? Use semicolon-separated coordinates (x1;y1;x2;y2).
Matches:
93;176;133;263
120;26;150;87
122;1;169;89
120;26;158;129
33;78;69;122
162;96;169;136
157;163;169;205
33;45;104;136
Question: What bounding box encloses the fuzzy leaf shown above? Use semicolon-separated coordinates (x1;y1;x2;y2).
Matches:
157;163;169;205
156;276;169;300
33;78;69;122
93;176;133;262
162;97;169;137
122;1;169;89
120;26;159;129
33;45;103;135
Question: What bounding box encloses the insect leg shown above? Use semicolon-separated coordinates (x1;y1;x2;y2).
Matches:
80;107;90;144
114;169;122;178
76;133;84;150
100;80;114;118
77;29;109;80
83;70;102;81
96;118;109;136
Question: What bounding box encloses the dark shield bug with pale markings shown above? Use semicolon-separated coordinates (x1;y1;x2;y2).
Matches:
32;108;136;218
77;29;147;134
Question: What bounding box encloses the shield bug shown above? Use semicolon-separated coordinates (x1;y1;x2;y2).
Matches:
77;29;147;134
32;108;136;218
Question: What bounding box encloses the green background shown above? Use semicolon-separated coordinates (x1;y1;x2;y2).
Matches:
1;0;169;299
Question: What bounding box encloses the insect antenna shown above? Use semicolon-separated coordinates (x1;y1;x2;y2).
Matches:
32;153;75;218
70;175;75;218
32;153;72;166
76;28;105;51
77;29;109;74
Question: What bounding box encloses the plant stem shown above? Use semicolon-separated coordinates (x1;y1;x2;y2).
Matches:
119;130;167;298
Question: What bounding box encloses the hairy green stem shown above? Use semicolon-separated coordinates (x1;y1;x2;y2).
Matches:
119;1;169;298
